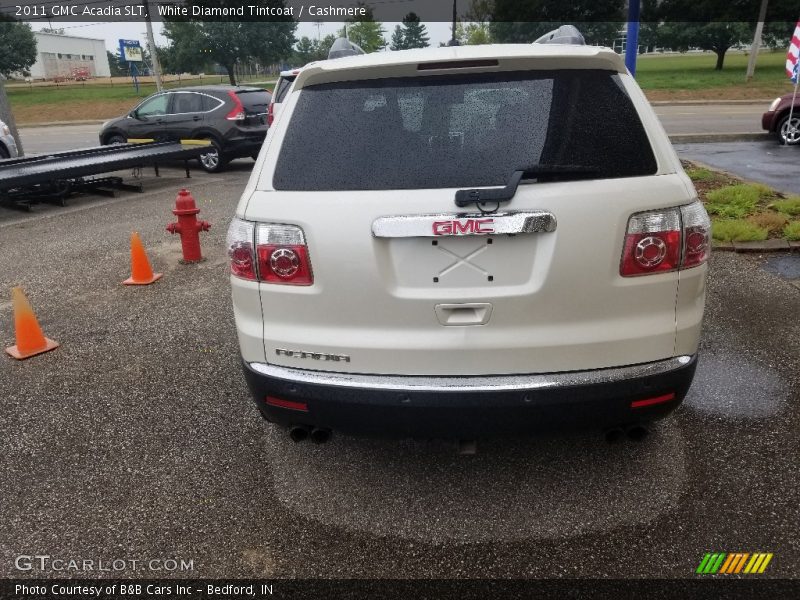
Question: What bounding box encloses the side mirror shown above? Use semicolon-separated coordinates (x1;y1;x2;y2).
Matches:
129;110;138;119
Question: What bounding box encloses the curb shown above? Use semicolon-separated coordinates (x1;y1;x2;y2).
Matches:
19;120;106;129
669;132;769;143
713;241;800;253
650;99;773;106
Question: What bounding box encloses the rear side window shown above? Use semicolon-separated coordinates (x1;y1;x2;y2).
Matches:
236;90;271;114
201;94;223;112
171;92;203;114
275;77;294;103
273;70;657;191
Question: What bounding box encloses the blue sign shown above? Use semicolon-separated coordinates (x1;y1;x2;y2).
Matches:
119;39;143;63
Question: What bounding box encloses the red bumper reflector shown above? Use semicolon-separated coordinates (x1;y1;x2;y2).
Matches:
265;396;308;412
631;392;676;409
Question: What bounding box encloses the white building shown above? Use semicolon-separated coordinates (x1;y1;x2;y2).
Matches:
29;32;111;80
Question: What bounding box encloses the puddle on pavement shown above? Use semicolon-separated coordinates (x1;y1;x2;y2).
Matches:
761;255;800;280
683;352;788;419
264;423;686;543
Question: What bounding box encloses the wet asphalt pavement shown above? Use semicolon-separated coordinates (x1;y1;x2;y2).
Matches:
0;165;798;581
675;140;800;195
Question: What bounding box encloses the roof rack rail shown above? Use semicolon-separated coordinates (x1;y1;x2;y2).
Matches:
328;37;366;59
533;25;585;45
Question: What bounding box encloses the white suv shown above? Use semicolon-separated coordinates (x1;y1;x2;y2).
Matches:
227;38;709;443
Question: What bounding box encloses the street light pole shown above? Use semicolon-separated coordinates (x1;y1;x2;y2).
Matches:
142;0;163;91
746;0;769;82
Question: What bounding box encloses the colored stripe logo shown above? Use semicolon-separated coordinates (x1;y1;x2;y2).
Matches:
696;552;773;574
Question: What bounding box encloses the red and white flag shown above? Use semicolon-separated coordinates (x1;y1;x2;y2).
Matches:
788;20;800;82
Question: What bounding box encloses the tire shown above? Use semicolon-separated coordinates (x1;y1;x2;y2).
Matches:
198;139;228;173
105;134;127;145
778;114;800;146
0;144;9;159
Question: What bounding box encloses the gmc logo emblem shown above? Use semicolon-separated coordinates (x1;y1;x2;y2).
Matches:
432;218;495;236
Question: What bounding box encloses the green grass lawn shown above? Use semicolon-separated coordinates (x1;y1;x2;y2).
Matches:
635;50;789;91
7;75;277;107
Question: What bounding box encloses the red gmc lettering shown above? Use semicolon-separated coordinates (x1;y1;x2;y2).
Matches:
432;219;495;236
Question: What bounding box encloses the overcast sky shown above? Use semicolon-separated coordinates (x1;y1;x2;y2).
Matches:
30;20;458;54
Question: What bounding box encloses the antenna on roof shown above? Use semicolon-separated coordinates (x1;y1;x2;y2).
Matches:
533;25;585;45
328;37;366;59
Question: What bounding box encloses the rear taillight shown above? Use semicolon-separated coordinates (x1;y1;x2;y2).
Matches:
680;202;711;268
620;208;681;276
256;223;313;285
226;218;256;280
226;218;313;285
267;101;274;126
620;201;710;277
226;90;245;121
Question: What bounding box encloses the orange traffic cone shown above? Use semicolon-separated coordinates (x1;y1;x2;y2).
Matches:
5;287;59;360
123;232;162;285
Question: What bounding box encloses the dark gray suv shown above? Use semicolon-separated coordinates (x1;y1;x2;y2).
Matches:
99;85;271;172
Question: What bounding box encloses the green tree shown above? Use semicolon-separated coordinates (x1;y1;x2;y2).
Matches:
107;50;127;76
456;22;492;45
0;17;37;155
340;4;386;53
294;36;317;64
162;21;209;74
761;21;795;50
656;0;777;70
488;0;624;47
163;1;296;84
0;18;37;77
390;26;405;51
452;0;493;46
399;13;430;49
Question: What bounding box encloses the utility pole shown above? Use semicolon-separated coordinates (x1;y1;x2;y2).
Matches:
142;0;163;91
746;0;769;82
448;0;460;46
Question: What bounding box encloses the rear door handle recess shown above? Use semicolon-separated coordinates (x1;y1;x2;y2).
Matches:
435;303;493;326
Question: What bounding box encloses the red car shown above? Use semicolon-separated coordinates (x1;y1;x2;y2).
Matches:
762;92;800;145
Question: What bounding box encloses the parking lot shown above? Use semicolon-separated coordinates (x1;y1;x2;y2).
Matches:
0;160;798;579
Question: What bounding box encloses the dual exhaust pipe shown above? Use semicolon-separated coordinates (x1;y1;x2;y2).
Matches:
604;424;649;444
289;425;332;444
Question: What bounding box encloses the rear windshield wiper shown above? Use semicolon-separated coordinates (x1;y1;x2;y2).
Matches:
454;165;599;208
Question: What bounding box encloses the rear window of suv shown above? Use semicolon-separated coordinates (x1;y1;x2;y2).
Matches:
236;90;271;114
273;70;657;191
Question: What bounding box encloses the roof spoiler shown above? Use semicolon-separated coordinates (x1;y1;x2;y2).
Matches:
328;37;366;59
533;25;585;45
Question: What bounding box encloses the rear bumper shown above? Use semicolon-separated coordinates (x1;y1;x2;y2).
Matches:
222;130;266;157
241;355;698;438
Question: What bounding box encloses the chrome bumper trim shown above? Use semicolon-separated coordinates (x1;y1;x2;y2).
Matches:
249;356;694;393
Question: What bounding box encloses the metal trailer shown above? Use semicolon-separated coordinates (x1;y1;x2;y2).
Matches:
0;141;210;211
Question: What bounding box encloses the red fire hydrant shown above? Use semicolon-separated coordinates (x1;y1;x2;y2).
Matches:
167;188;210;263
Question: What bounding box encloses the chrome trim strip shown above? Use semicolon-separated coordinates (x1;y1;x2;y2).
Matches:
249;356;693;392
372;210;557;238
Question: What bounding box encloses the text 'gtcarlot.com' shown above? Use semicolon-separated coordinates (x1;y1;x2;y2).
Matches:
14;555;194;572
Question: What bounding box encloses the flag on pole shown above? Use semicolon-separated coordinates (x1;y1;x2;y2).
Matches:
788;20;800;83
